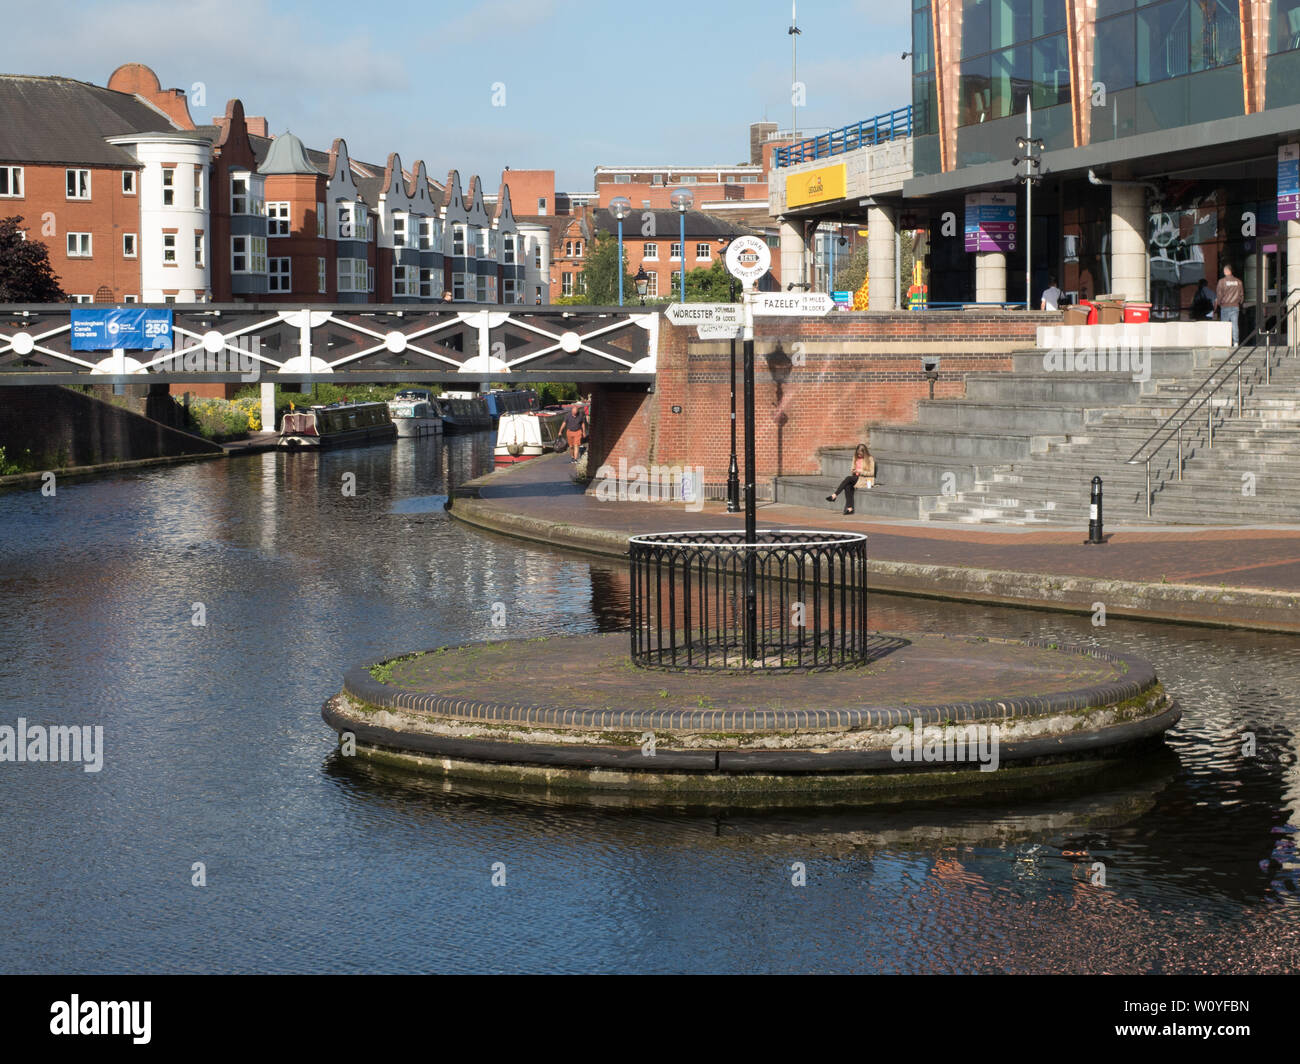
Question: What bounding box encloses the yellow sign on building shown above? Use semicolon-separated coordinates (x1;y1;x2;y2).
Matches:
786;163;847;208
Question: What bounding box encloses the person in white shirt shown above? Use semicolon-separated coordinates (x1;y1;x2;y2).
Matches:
1040;276;1062;311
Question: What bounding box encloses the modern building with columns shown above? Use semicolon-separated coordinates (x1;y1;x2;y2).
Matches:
774;0;1300;327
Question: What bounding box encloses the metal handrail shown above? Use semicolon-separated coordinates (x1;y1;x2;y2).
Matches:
1126;288;1300;515
774;106;913;169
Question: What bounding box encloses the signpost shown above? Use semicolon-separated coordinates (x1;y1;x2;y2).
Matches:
664;303;742;327
724;236;772;288
696;324;742;340
751;291;835;316
963;191;1018;253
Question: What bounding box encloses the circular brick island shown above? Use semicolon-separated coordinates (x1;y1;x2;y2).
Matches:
321;632;1180;803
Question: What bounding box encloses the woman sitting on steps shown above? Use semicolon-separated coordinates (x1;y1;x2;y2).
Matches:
827;442;874;516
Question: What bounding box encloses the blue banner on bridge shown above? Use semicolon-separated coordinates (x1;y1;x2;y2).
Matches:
70;308;173;351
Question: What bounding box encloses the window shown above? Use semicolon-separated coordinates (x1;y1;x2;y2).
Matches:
534;244;543;269
503;234;516;264
392;213;408;248
163;234;177;264
453;224;466;256
477;228;491;256
367;265;374;291
318;257;327;294
670;242;682;260
337;202;367;240
573;240;583;258
123;294;138;303
0;166;23;197
419;217;434;250
121;170;135;195
652;174;665;186
163;295;177;304
643;242;659;259
394;264;416;296
232;174;249;214
534;286;543;304
678;175;698;184
696;243;711;260
561;272;573;296
194;168;203;209
337;258;367;292
232;235;267;273
477;274;491;302
537;197;547;215
503;278;517;303
66;232;91;257
269;257;291;292
645;271;658;297
268;202;291;237
453;272;468;300
576;273;586;295
739;175;761;183
69;294;94;303
162;167;175;206
317;203;326;238
614;174;632;184
66;169;90;200
123;233;137;258
194;232;205;268
419;267;436;298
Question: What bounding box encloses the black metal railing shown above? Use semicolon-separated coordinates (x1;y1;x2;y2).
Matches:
628;529;869;671
1126;287;1300;515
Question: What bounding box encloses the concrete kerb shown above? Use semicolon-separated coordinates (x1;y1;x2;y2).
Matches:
0;450;223;494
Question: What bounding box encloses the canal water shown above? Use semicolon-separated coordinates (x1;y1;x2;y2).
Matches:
0;435;1296;974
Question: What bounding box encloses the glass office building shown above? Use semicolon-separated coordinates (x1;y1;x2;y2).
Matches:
904;0;1300;314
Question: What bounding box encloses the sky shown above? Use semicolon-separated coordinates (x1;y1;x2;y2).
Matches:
2;0;911;191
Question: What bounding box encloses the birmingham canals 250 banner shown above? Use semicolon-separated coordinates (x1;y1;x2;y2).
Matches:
70;308;174;351
964;192;1017;253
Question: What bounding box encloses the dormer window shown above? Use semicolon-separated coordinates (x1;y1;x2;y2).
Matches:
392;213;407;248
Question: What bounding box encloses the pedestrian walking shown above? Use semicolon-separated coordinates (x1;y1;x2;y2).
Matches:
1040;276;1062;312
826;442;874;516
1214;265;1244;344
562;402;587;463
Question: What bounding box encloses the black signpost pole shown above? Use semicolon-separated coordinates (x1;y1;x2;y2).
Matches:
743;303;758;663
727;274;740;513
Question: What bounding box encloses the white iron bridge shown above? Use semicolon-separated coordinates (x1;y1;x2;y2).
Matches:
0;304;660;386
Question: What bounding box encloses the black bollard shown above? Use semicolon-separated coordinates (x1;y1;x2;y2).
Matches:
1085;476;1104;545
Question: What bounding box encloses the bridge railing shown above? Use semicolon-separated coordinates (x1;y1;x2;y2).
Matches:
774;106;913;169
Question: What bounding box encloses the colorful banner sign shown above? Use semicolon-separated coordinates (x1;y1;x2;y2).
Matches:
70;308;173;351
786;163;847;208
831;290;853;306
1279;144;1299;223
964;192;1017;253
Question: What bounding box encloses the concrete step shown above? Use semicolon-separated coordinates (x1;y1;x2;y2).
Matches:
867;426;1056;462
914;399;1086;435
963;374;1144;405
774;475;933;519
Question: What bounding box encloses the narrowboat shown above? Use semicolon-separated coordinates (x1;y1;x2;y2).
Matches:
387;390;443;438
438;391;492;433
483;389;539;419
278;401;397;449
494;411;563;464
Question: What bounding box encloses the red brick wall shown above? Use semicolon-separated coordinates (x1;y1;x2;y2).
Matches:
9;163;143;301
502;170;555;217
590;311;1052;486
262;173;331;302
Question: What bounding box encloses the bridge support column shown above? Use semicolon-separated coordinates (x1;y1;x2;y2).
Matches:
975;251;1007;304
260;382;276;435
1111;183;1148;301
779;220;806;291
867;204;897;310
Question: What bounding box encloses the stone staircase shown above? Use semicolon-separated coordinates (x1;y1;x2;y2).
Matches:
774;346;1300;525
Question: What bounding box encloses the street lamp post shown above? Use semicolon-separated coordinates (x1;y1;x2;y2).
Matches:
610;196;632;307
671;189;693;303
1014;101;1043;310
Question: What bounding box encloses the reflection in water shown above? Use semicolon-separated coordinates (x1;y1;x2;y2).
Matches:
0;431;1297;973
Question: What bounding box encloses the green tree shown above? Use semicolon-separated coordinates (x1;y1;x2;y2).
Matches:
682;259;740;302
565;230;632;306
835;244;870;295
0;216;65;302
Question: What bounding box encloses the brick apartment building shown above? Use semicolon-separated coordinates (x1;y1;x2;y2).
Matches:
0;63;528;308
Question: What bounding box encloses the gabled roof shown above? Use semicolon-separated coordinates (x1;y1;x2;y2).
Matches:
0;74;179;166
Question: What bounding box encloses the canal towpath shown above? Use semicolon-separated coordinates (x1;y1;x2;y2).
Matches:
449;453;1300;634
